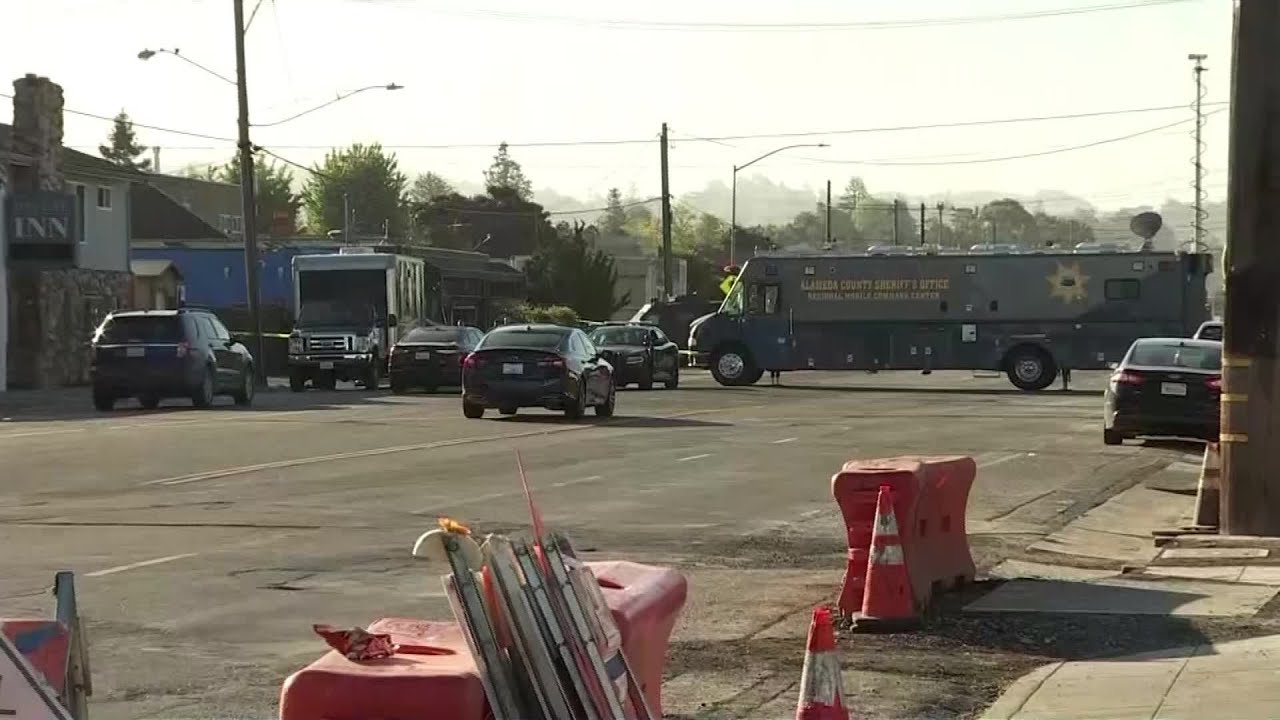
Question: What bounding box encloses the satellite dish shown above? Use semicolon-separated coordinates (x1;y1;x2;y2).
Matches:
1130;211;1163;240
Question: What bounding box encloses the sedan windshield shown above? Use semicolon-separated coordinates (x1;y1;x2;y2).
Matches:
1128;342;1221;371
479;330;565;351
590;327;648;346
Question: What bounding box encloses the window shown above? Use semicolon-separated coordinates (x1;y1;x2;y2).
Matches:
96;186;112;210
763;285;780;314
197;317;217;339
1105;278;1141;301
652;328;669;344
579;332;599;358
74;185;86;243
207;315;231;340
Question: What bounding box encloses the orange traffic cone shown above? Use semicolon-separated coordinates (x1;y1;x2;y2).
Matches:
796;607;849;720
854;484;918;631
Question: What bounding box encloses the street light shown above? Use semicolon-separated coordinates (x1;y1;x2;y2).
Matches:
137;48;236;85
730;143;829;265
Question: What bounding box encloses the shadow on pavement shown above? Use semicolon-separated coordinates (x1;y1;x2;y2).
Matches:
1140;437;1209;453
671;383;1101;397
490;413;731;429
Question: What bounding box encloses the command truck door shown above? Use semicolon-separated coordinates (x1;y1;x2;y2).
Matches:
744;280;792;370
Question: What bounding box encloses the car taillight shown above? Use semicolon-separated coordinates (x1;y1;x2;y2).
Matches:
1206;376;1222;391
1111;370;1143;385
462;353;481;369
176;341;191;358
538;358;566;369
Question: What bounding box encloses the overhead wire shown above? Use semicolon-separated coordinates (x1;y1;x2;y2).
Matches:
426;0;1195;33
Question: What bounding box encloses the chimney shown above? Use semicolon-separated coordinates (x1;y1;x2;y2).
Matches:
10;74;65;192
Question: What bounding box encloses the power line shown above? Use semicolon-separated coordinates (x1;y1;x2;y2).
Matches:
428;0;1194;32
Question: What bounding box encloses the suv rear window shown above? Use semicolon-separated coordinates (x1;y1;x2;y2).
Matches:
98;316;185;343
478;330;565;350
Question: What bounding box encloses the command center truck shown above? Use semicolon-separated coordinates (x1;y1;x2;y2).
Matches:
688;250;1213;391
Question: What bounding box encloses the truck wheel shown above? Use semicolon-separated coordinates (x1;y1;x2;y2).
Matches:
93;389;115;412
289;370;307;392
462;400;485;419
363;355;381;390
711;346;757;386
1005;347;1057;391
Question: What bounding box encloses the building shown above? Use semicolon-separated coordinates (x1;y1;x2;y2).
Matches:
129;259;184;310
2;75;140;389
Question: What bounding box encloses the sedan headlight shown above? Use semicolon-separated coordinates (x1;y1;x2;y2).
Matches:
355;336;371;353
288;337;303;354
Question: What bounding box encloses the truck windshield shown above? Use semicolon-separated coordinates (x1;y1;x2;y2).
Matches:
297;301;373;328
719;280;744;316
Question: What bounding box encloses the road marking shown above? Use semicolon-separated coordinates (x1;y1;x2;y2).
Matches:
140;406;745;487
772;437;799;444
677;453;712;462
978;452;1025;469
422;474;608;513
86;553;198;578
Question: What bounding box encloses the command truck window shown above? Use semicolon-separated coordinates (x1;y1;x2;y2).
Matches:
1106;278;1141;301
721;280;744;316
763;285;780;314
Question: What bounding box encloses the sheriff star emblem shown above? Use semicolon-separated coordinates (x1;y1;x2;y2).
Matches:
1047;262;1090;304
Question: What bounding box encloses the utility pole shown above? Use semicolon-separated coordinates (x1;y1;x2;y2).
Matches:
891;199;900;245
152;146;160;173
1190;53;1208;253
936;203;945;246
1220;1;1280;536
990;220;997;244
233;0;264;384
659;123;673;300
343;193;351;243
825;180;832;247
919;203;926;246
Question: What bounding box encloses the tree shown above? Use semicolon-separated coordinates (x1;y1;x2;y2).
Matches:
525;221;629;319
301;143;408;235
601;188;628;237
408;172;455;204
979;198;1036;245
99;111;151;171
207;158;300;235
483;142;532;200
837;177;869;214
410;192;557;256
855;198;917;245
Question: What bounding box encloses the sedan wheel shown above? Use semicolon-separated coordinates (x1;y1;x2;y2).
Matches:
595;384;616;417
192;368;214;409
564;383;586;420
233;369;255;406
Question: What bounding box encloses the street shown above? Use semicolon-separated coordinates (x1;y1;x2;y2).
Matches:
0;370;1207;718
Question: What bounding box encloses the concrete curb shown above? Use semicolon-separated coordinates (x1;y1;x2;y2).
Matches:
979;661;1065;720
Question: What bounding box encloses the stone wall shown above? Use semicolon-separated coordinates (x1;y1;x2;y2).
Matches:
7;268;130;388
10;74;65;192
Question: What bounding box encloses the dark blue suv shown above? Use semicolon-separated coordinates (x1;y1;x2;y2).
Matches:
90;308;255;411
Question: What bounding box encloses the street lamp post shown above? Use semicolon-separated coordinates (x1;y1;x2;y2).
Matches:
729;143;828;265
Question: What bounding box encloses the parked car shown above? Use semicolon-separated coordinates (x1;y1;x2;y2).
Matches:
90;308;255;411
388;324;483;393
1193;320;1223;341
461;324;615;420
1103;337;1222;445
587;322;680;389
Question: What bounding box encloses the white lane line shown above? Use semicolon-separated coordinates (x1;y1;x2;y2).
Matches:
772;437;799;444
86;553;198;578
141;406;745;487
424;475;607;513
978;452;1025;469
677;453;712;462
0;428;86;440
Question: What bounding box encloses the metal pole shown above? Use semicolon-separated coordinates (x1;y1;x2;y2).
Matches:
660;123;673;299
343;193;350;243
937;202;945;246
233;0;264;385
730;167;738;266
1190;53;1208;253
919;203;926;246
1220;0;1280;535
825;180;832;246
891;200;899;245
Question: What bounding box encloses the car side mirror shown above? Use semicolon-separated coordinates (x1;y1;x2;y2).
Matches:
1108;362;1119;370
386;314;398;327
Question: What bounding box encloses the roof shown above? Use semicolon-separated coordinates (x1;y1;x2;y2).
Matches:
492;324;573;333
131;183;227;241
144;174;241;233
1;122;144;182
130;259;183;278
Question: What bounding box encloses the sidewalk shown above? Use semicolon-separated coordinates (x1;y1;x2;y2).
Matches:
982;633;1280;719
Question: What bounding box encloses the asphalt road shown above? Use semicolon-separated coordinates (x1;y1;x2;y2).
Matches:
0;369;1193;719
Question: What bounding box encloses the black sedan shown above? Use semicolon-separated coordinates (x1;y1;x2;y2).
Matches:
588;323;680;390
1104;337;1221;445
387;325;483;393
461;324;615;420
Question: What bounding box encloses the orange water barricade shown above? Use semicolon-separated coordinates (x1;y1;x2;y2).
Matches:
279;560;687;720
831;456;976;622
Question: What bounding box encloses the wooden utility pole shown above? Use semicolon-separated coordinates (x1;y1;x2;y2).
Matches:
891;200;900;245
660;123;673;299
233;0;264;384
936;202;945;246
1221;0;1280;535
919;203;926;245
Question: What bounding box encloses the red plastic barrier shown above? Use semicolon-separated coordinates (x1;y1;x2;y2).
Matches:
830;456;976;618
279;561;687;720
278;618;484;720
589;560;689;716
1;620;70;696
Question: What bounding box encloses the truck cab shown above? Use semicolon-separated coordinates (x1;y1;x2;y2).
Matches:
287;299;394;391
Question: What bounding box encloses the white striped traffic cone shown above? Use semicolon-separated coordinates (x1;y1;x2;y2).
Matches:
795;606;849;720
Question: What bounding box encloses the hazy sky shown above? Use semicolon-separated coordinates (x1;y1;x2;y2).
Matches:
3;0;1231;214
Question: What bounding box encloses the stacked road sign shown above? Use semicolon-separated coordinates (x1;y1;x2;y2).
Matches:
414;521;654;720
